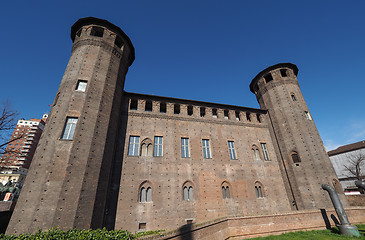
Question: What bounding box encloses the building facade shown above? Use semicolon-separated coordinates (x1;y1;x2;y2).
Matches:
329;140;365;193
6;17;346;234
0;115;48;170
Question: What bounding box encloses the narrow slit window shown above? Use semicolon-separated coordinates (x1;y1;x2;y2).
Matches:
264;73;273;83
235;111;240;121
291;94;297;101
130;99;138;110
187;105;193;116
174;104;180;114
76;80;87;92
280;69;288;77
160;102;166;113
224;110;229;119
145;101;152;112
90;26;104;37
291;152;301;163
212;109;218;118
256;114;261;123
200;107;206;117
246;112;251;121
61;117;78;140
114;36;124;48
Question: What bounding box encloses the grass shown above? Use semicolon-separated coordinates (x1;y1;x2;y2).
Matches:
248;225;365;239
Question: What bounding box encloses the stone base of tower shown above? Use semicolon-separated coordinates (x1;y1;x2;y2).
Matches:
139;207;365;240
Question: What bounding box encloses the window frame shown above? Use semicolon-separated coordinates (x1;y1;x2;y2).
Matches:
61;117;78;140
260;143;270;161
228;141;237;160
153;136;163;157
181;137;190;158
128;136;140;156
202;139;211;159
75;80;87;92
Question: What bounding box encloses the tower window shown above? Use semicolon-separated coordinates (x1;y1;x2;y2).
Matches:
305;111;312;120
212;109;218;118
128;136;140;156
174;104;180;114
280;69;288;77
153;136;163;157
145;101;152;111
90;26;104;37
139;187;152;202
255;183;264;198
76;80;87;92
141;138;153;157
264;73;273;83
224;110;229;119
291;94;297;101
114;36;124;48
187;105;193;116
235;111;240;121
61;117;78;140
260;143;270;161
139;223;146;230
202;139;211;159
256;114;261;123
222;182;231;199
160;102;166;113
228;141;237;160
291;152;301;163
200;107;206;117
130;99;138;110
246;112;251;121
183;185;194;201
252;145;261;161
181;138;190;158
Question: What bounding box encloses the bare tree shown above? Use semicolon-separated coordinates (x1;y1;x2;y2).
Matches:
343;151;365;180
0;100;21;157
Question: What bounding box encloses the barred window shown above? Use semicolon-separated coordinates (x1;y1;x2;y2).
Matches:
261;143;270;161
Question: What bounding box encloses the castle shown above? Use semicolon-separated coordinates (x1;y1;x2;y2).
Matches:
6;17;346;234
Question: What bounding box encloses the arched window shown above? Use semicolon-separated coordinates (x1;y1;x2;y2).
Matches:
291;152;301;163
183;182;194;201
252;145;261;161
141;138;153;156
222;182;231;199
139;182;152;202
255;182;264;198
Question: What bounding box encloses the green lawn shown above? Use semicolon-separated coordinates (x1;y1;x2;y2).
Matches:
249;225;365;240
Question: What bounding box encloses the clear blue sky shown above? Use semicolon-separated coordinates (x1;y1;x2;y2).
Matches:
1;1;364;151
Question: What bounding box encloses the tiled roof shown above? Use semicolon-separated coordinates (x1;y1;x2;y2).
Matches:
328;140;365;156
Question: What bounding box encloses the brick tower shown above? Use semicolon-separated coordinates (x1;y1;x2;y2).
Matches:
6;17;135;234
250;63;346;210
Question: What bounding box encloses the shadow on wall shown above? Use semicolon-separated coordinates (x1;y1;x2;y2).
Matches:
179;223;193;240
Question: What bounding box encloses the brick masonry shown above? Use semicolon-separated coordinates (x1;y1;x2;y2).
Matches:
6;17;354;236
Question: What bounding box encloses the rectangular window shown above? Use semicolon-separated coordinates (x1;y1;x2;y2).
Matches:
181;138;190;158
260;143;270;161
154;136;163;157
76;80;87;92
128;136;140;156
228;141;237;160
202;139;211;159
61;117;78;140
305;111;312;120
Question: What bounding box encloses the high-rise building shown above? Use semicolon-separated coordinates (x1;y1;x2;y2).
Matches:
0;114;48;170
